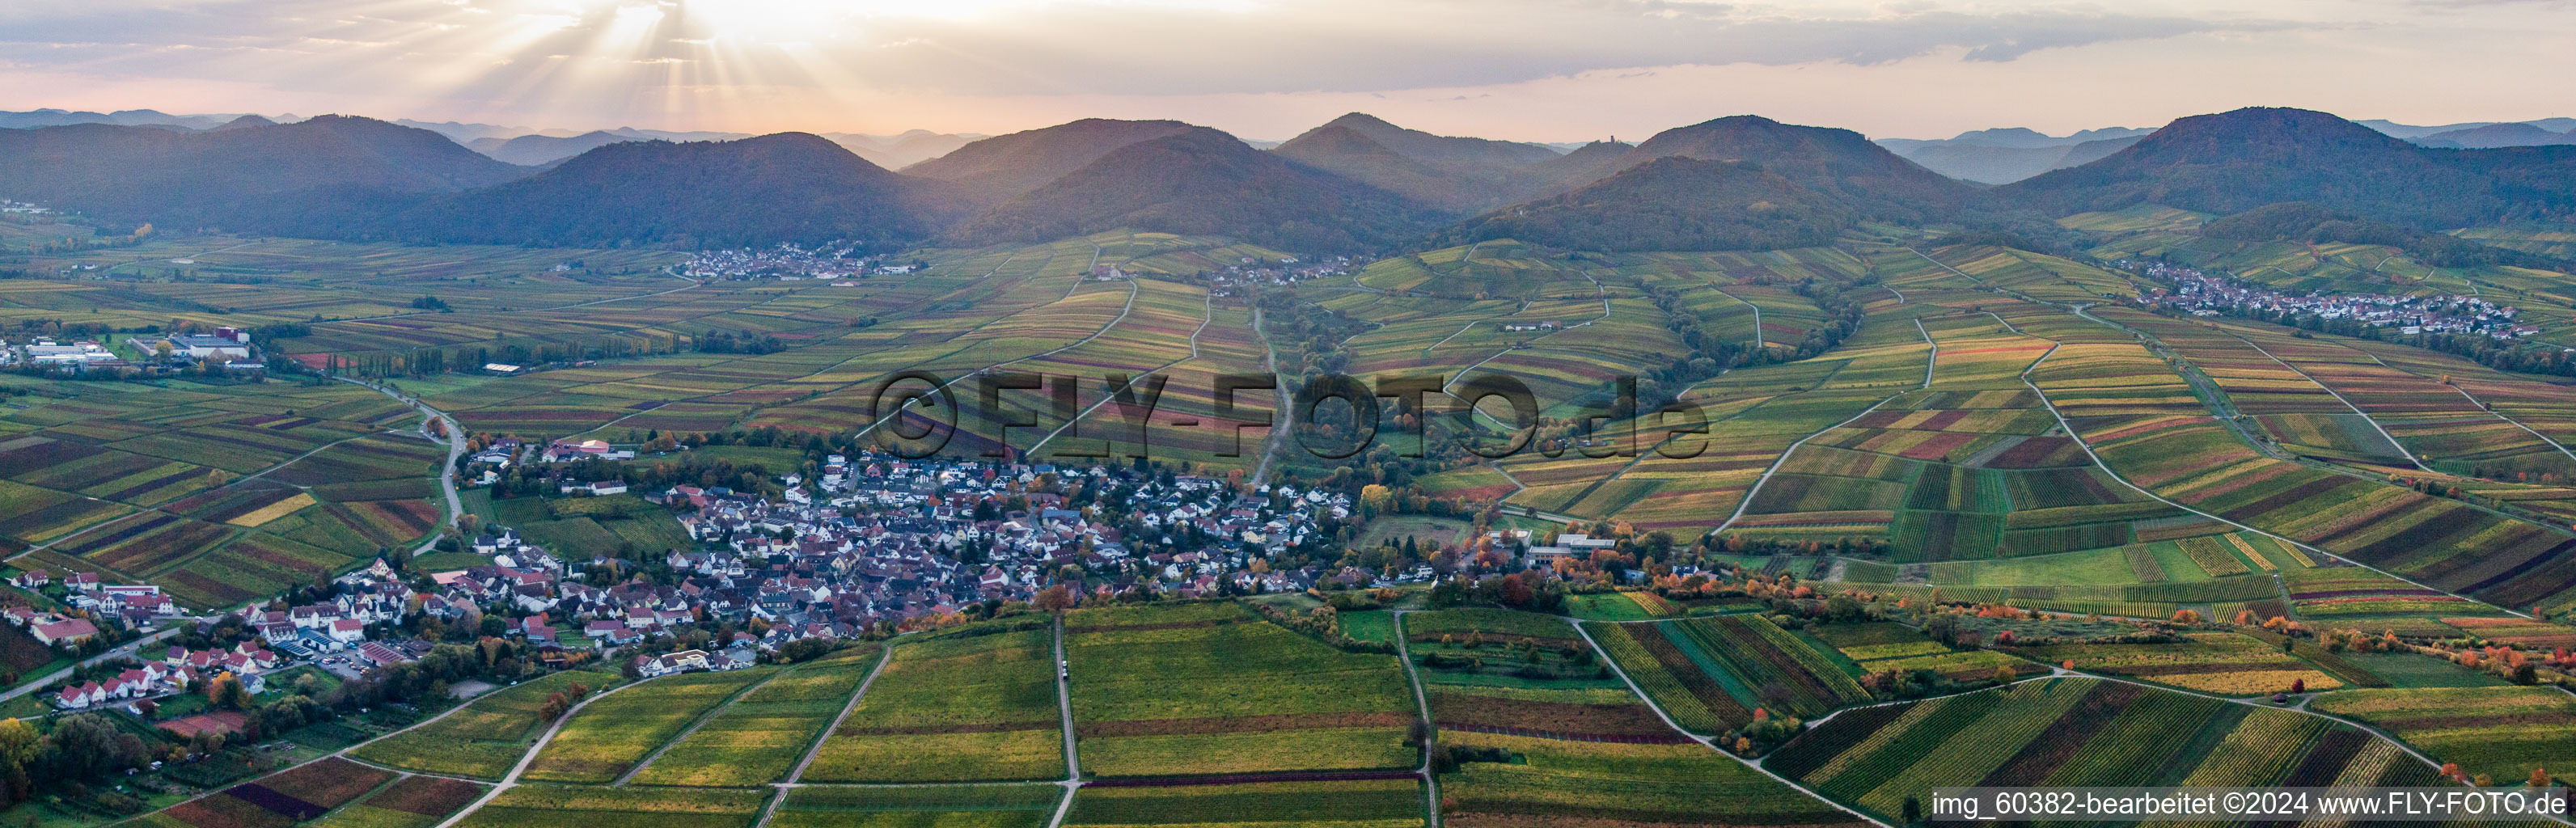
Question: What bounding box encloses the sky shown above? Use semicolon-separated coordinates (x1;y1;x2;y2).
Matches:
1;0;2572;142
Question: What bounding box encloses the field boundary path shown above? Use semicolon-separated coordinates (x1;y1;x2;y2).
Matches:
1025;289;1216;458
1248;304;1289;488
1389;610;1442;828
751;646;903;828
776;647;896;787
1043;613;1084;828
1567;620;1889;828
433;674;660;828
852;280;1141;443
616;668;789;785
2016;330;2539;620
2222;332;2430;471
1711;316;1935;534
1893;246;2553;619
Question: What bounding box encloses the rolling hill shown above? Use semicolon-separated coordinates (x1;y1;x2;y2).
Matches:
951;126;1439;252
1607;116;1981;219
2001;107;2576;228
1271;112;1561;213
400;132;950;249
902;118;1197;204
0;114;531;231
1440;156;1857;252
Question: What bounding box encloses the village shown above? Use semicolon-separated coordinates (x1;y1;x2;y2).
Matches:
11;446;1388;715
2125;260;2536;338
679;240;916;282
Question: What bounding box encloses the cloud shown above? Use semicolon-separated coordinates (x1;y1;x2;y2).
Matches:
0;0;2298;103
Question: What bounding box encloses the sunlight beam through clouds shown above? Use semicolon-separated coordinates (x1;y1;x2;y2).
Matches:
0;0;2570;140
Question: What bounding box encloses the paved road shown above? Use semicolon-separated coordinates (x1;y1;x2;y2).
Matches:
340;378;464;554
1389;611;1441;828
1;625;188;708
1043;615;1084;828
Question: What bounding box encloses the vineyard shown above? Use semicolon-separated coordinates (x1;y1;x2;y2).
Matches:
1768;678;2443;822
770;784;1063;828
1585;615;1870;735
1064;602;1419;777
2309;686;2576;782
1064;779;1423;828
353;670;623;779
802;623;1068;783
627;646;883;786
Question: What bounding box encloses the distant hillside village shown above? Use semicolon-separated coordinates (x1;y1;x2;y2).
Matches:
2128;260;2536;339
678;238;1356;295
681;241;918;282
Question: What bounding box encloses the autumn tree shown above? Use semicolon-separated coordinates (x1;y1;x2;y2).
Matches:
1032;585;1075;613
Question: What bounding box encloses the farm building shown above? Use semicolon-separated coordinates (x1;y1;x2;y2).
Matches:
31;617;99;645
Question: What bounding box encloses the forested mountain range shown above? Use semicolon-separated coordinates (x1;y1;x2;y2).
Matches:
6;105;2576;256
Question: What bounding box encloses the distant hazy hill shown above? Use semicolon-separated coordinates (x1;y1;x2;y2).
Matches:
1441;156;1856;252
823;130;982;171
2362;117;2576;141
211;115;277;133
954;126;1437;252
0;108;247;131
467;130;641;167
0;115;529;230
903;119;1196;204
403;133;945;249
2415;122;2576;150
1874;127;2150;184
2000;107;2576;228
1272;112;1559;212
